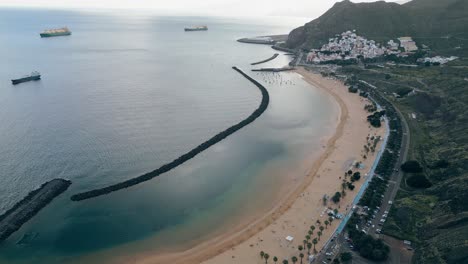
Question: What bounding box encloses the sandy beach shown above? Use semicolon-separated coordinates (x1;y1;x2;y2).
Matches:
121;67;386;264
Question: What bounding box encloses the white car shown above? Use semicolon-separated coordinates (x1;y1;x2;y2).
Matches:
384;211;389;214
376;229;382;233
388;201;393;205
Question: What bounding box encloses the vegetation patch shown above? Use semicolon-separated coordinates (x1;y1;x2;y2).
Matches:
406;173;432;189
401;160;423;173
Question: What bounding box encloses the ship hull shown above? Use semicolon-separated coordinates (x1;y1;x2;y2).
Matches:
11;76;41;85
184;28;208;32
40;32;71;38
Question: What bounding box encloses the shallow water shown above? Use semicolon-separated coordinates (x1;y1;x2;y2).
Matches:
0;9;337;263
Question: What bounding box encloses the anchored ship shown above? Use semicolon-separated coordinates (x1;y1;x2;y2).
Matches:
184;26;208;32
40;27;71;38
11;71;41;85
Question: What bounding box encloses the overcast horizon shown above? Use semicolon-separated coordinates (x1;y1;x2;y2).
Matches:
0;0;405;18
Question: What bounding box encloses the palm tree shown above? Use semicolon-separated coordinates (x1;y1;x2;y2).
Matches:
328;216;334;223
298;245;303;252
299;253;304;264
319;226;324;233
307;242;312;255
305;235;311;242
316;220;321;225
310;225;316;233
324;220;329;229
273;256;278;264
317;231;322;241
308;230;313;236
291;256;298;264
260;251;265;259
312;238;318;253
264;253;270;264
282;260;288;264
302;239;307;249
333;209;338;215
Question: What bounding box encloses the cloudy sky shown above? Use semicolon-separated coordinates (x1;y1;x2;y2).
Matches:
0;0;404;17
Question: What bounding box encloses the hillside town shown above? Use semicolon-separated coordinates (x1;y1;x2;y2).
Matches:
305;30;458;66
306;31;403;63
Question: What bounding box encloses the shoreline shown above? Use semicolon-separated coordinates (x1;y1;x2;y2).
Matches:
127;69;352;264
74;66;381;264
199;68;385;263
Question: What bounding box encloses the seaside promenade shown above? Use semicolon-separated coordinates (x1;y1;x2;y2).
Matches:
314;115;390;263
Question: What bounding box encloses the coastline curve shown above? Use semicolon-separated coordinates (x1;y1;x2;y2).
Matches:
130;67;348;264
70;67;269;201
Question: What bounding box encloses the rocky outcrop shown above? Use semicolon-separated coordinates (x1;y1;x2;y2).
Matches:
251;53;279;65
0;179;72;242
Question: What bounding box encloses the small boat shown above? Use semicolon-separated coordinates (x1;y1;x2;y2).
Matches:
11;71;41;85
40;27;71;38
184;26;208;32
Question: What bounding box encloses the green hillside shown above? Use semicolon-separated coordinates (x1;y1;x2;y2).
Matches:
337;58;468;264
286;1;468;263
286;0;468;55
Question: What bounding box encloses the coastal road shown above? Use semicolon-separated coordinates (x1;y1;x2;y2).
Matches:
312;84;410;264
368;91;410;237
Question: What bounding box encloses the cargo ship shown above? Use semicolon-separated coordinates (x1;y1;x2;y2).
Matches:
184;26;208;32
11;71;41;85
40;27;71;38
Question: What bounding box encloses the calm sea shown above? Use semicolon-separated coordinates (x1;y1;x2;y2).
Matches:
0;8;337;263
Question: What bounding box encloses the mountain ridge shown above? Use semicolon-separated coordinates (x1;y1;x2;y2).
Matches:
286;0;468;50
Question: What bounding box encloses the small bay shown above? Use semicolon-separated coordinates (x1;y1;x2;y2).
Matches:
0;9;338;263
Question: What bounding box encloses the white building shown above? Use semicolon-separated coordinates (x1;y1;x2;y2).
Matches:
306;31;400;63
398;37;418;52
419;56;458;65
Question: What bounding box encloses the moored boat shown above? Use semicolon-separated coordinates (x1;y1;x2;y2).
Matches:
184;26;208;32
11;71;41;85
40;27;71;38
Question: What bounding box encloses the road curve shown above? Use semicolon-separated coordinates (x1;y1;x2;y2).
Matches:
70;67;269;201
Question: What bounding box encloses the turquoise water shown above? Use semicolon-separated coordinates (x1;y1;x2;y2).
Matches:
0;9;337;263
